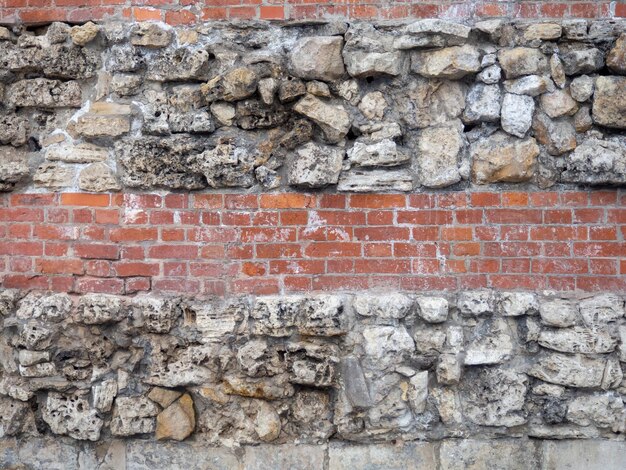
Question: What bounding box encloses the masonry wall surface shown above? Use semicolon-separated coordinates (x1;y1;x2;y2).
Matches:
0;8;626;469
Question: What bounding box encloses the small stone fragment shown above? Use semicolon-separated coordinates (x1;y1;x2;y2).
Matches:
550;53;566;89
532;111;577;156
503;75;555;96
415;120;464;188
463;83;501;123
416;296;449;323
130;23;172;48
570;75;594;102
358;91;387;120
79;163;121;192
293;94;351;143
348;139;407;167
70;22;99;46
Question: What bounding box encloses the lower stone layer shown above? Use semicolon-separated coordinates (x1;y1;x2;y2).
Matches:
2;438;626;470
0;289;624;447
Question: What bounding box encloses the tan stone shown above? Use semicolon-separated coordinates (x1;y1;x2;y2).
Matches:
540;89;578;118
523;23;562;40
498;47;548;78
46;143;108;163
607;33;626;74
592;76;626;129
33;163;75;188
73;114;130;138
293;94;351;143
411;45;481;79
148;387;182;409
471;132;539;184
79;163;121;192
90;102;133;115
155;394;195;441
254;401;281;442
70;22;99;46
130;23;172;48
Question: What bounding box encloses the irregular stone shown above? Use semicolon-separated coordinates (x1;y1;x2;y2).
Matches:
18;350;49;367
19;362;57;377
539;326;617;354
306;80;331;98
223;374;294;400
42;393;103;441
570;75;594;102
358;91;387;120
43;45;100;79
579;294;624;326
524;23;562;40
293;94;351;143
278;78;306;103
602;357;623;390
561;138;626;185
550;53;567;88
607;33;626;74
362;325;415;369
592;76;626;129
77;293;124;324
471;132;539;183
33;163;74;188
432;387;463;424
79;163;121;192
344;51;404;78
297;295;346;336
148;388;182;409
462;368;528;427
70;22;99;46
573;106;593;133
465;318;514;365
210;102;236;126
529;353;606;388
111;73;143;96
92;379;117;412
399;77;466;129
540;89;578;118
106;45;144;73
498;47;548;79
353;293;414;319
130;23;172;48
202;67;257;102
503;74;555;96
408;371;429;413
411;45;481;79
0;147;29;191
252;296;301;337
289;36;345;81
156;394;195;441
458;290;494;316
337;168;413;192
414;329;447;354
532;111;577;156
498;292;538;316
348;139;407;168
131;297;180;334
539;299;578;327
477;64;501;84
111;396;159;436
46;143;108;163
254;400;281;442
405;19;471;38
462;83;501;123
415;119;464;188
416;296;448;323
436;354;462;385
0;397;31;437
16;293;72;322
561;48;604;75
8;79;82;108
0;115;28;146
190;298;245;342
501;93;534;137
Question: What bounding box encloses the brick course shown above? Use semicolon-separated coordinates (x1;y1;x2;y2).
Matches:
0;0;624;25
1;190;624;295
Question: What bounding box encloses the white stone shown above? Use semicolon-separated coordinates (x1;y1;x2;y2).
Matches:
416;296;449;323
501;93;535;138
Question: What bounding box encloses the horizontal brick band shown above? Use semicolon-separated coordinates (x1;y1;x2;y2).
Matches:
1;190;624;295
0;1;623;25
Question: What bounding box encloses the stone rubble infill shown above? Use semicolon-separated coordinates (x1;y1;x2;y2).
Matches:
1;438;626;469
0;288;625;446
0;19;626;193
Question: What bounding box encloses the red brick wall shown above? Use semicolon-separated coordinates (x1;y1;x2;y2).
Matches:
1;190;624;295
1;0;624;25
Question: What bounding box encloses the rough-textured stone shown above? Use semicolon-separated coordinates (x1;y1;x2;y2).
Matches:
540;89;579;118
411;45;481;79
348;139;406;168
415;120;464;188
561;138;626;185
463;83;501;123
592;76;626;129
79;163;121;192
607;33;626;74
570;75;594;102
501;93;534;138
42;393;103;441
70;22;99;46
289;36;345;81
504;74;555;96
111;396;159;436
532;111;577;156
400;78;466;129
287;142;343;188
440;439;539;470
498;47;548;78
529;353;606;388
156;394;195;441
293;94;351;143
353;293;414;319
337;168;413;192
130;23;172;48
416;296;448;323
471;132;539;183
561;48;604;75
8;79;82;108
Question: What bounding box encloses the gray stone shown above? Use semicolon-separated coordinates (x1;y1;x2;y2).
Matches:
405;19;471;38
561;138;626;185
337;168;413;192
131;296;180;334
400;77;466;129
0;147;29;191
477;64;501;84
542;440;626;470
579;294;624;326
8;79;82;108
243;444;326;470
463;83;501;123
498;47;548;79
440;439;539;470
573;105;594;132
0;115;28;146
458;290;494;316
362;325;414;369
92;379;117;413
411;45;481;79
532;111;577;156
42;393;103;441
567;393;625;430
607;33;626;74
501;93;534;138
16;292;72;322
529;353;606;388
77;293;124;324
127;441;238;470
465;317;514;365
592;76;626;129
331;442;437;469
358;91;387;120
353;293;414;319
344;51;404;78
130;23;172;48
147;48;209;81
436;354;462;385
561;48;604;75
293;94;351;143
79;163;121;192
416;296;449;323
415;119;464;188
348;139;407;168
202;67;258;102
16;438;81;470
539;326;616;354
570;75;594;102
110;396;159;436
471;132;539;183
498;292;539;316
289;36;345;81
539;299;578;327
504;75;555;96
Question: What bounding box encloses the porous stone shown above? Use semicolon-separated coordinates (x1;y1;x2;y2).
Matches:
8;79;82;108
344;51;404;78
111;396;159;436
400;77;466;129
538;326;617;354
477;64;501;84
561;138;626;185
202;68;258;102
92;379;117;412
592;76;626;129
0;147;30;191
287;142;343;188
503;74;555;96
358;91;387;120
462;83;501;123
539;299;578;327
464;318;514;365
498;47;548;78
501;93;534;138
498;292;538;316
293;94;351;143
524;23;562;40
471;132;539;183
411;45;481;79
353;293;414;319
416;296;448;323
130;23;172;48
147;48;209;81
45;143;108;163
42;393;103;441
570;75;594;102
529;353;606;388
532;111;577;156
579;294;624;326
289;36;345;81
77;293;124;324
70;22;99;46
458;291;494;316
337;168;413;192
415;119;464;188
348;139;407;168
362;325;415;369
561;48;604;75
79;163;121;192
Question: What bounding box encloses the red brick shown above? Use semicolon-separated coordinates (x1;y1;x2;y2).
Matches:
312;275;368;291
0;241;43;256
224;194;256;209
533;258;588;274
573;208;604;224
489;274;546;290
256;243;301;259
270;260;324;275
502;258;531;273
10;194;55;206
242;262;267;277
125;277;151;293
61;193;109;207
162;228;185;242
84;260;113;277
163;262;188;277
230;278;280;295
354;227;410;241
305;242;361;258
3;274;49;290
73;208;94;223
356;259;411;274
470;192;500;207
590;259;617;275
411;259;441;274
470;258;500;273
165;9;197;25
133;7;161;21
36;258;83;275
367;211;394;225
441;226;473;241
485;209;542;224
0;208;44;222
573;242;624;257
115;262;159;277
399;275;456;290
453;242;480;256
152;279;201;294
34;225;79;240
319;194;345;209
260;194;314;209
194;194;223;209
397;210;453;225
350;194;405;209
74;244;120;260
149;245;198;259
260;5;283;19
95;209;119;224
364;243;393;257
110;227;158;242
241;227;296;243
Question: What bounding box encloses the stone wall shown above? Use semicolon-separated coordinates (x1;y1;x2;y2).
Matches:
1;16;626;468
